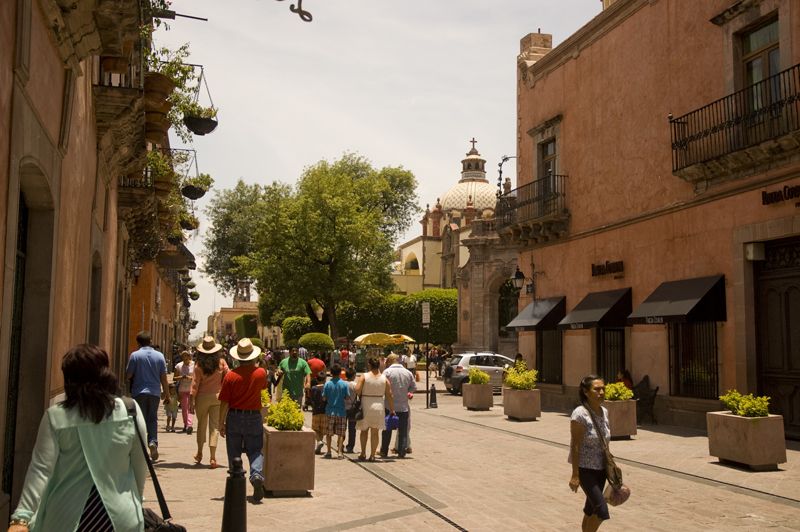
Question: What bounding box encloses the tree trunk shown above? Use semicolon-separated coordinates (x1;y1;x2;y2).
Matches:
305;303;328;332
325;304;339;341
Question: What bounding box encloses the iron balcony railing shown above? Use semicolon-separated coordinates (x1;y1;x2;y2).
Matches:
119;167;154;189
670;63;800;172
496;174;567;230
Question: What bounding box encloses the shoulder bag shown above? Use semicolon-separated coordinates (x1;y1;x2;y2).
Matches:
586;406;630;507
123;397;188;531
347;379;364;420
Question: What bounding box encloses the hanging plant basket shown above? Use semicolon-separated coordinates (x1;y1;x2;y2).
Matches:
167;234;183;246
181;184;207;200
183;115;218;135
189;291;200;301
179;217;199;231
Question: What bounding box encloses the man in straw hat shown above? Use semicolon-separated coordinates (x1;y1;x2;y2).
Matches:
218;338;268;502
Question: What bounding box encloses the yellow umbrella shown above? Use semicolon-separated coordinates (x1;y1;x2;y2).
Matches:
353;332;396;346
390;334;416;343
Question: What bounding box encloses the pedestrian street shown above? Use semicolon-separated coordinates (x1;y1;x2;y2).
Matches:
146;389;800;531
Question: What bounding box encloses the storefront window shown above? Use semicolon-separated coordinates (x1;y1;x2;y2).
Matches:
536;329;563;384
668;322;719;399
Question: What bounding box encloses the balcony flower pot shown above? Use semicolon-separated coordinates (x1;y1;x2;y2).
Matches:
263;396;314;496
144;71;176;102
603;382;637;439
707;411;786;471
183;115;218;135
503;388;541;421
462;383;493;411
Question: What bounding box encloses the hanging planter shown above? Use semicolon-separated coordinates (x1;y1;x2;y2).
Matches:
190;319;199;329
185;280;196;289
167;233;183;246
183;114;218;136
188;290;200;301
179;213;199;231
181;173;213;200
181;184;205;200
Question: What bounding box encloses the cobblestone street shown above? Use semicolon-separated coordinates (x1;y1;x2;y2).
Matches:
147;387;800;531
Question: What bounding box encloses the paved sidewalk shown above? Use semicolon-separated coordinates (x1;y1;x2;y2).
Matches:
145;389;800;531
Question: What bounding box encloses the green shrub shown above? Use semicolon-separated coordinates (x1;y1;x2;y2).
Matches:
249;337;264;349
605;382;634;401
234;314;259;339
281;316;314;346
298;332;335;351
719;389;770;417
260;389;271;422
266;395;304;430
504;362;538;390
467;367;490;385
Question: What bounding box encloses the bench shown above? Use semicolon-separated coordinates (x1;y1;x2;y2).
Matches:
632;374;658;424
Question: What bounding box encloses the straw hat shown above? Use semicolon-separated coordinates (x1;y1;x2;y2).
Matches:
196;336;222;354
230;338;261;362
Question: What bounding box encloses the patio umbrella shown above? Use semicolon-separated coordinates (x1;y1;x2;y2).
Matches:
353;332;396;346
390;334;416;343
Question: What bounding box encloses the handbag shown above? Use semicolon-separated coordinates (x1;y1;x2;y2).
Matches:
347;395;362;420
123;397;187;532
586;405;629;505
385;413;400;430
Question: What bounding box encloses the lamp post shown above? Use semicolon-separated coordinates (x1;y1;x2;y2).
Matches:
512;263;543;302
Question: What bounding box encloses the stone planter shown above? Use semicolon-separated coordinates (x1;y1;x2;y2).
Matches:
503;388;541;421
263;425;315;496
462;383;493;410
604;399;638;439
707;411;787;471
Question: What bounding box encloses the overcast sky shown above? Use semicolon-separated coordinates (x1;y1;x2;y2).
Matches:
158;0;602;337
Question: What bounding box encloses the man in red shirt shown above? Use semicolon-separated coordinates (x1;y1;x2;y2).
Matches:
219;338;267;502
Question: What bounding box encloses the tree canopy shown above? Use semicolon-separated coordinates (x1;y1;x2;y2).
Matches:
203;153;418;340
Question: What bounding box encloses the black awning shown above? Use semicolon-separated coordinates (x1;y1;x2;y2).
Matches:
628;274;726;325
506;297;566;331
558;288;632;330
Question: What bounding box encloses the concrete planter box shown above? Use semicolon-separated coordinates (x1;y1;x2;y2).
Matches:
503;388;541;421
604;399;638;439
707;411;787;471
463;383;493;410
263;425;315;496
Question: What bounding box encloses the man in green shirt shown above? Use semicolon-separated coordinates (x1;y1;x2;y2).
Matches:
277;347;311;406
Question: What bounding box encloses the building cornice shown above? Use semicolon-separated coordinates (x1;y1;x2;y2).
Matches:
525;0;654;84
710;0;765;26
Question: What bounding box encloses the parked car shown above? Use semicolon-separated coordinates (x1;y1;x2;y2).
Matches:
443;352;515;395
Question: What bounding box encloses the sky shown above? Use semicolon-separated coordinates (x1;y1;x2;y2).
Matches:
157;0;603;336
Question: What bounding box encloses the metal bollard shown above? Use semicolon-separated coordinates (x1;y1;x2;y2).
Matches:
221;457;247;532
429;384;438;408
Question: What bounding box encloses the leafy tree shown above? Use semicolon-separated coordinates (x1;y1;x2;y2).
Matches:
298;332;335;351
203;180;283;296
246;153;418;339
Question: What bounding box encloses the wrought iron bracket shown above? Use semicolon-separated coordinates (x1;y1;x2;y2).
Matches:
276;0;313;22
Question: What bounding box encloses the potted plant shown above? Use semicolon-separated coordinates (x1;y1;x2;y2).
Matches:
179;212;199;231
603;382;637;439
184;280;196;289
503;362;540;421
707;390;786;470
263;395;315;496
182;101;219;136
462;368;493;411
181;172;214;200
188;290;200;301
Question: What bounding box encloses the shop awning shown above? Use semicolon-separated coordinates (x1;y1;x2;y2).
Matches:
506;296;566;331
628;274;726;325
557;288;632;330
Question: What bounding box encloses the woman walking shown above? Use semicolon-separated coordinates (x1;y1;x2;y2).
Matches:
354;357;394;461
9;344;147;531
191;336;229;469
569;374;610;532
174;350;194;434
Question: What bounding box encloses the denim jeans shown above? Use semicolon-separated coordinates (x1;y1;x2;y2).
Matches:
346;417;357;450
381;409;409;458
134;394;160;446
225;411;264;483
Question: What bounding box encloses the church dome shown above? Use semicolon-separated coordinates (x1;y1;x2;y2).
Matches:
440;139;497;212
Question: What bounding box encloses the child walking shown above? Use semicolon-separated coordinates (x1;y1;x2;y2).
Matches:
310;372;328;454
164;382;178;432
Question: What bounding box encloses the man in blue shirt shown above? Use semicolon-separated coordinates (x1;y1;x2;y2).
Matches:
322;364;350;459
126;331;170;460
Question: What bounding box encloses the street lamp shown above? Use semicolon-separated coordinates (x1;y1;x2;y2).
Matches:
497;155;517;197
511;264;543;298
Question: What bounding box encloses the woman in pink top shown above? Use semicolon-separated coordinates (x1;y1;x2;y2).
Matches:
191;336;229;469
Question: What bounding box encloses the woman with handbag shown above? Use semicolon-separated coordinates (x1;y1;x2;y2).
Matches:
568;374;612;532
354;357;394;461
8;344;147;532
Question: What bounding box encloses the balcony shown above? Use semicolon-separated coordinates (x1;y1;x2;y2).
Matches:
495;174;570;245
670;63;800;183
54;0;141;61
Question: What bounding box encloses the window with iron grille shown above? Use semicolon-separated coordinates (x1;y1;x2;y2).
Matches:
536;329;563;384
668;322;719;399
597;328;625;384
